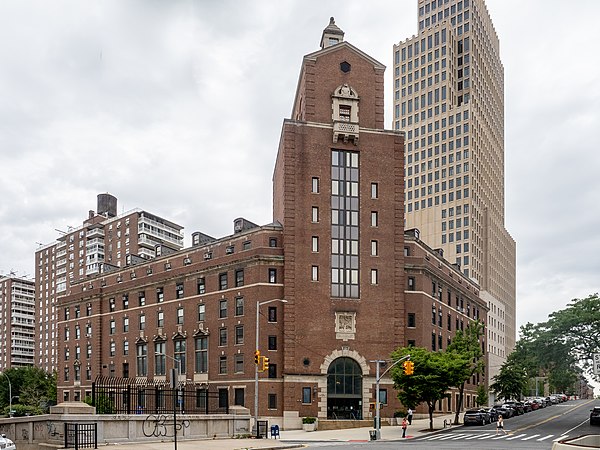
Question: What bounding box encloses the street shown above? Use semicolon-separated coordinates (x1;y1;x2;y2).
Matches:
302;399;599;450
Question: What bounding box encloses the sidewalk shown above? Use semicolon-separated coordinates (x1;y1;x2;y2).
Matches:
109;414;459;450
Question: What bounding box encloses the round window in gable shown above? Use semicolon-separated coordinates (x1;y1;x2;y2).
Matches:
340;61;351;73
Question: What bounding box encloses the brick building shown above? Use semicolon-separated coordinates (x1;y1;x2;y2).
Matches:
53;19;486;427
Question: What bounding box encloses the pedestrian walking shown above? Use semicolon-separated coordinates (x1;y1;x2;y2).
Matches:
401;417;408;438
407;408;413;425
496;415;507;435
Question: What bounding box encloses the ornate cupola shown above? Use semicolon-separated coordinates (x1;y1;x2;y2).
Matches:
320;17;344;49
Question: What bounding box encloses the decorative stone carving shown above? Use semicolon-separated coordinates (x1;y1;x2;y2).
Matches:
335;311;356;340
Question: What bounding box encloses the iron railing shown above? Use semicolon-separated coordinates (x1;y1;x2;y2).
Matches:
91;376;228;415
64;423;97;450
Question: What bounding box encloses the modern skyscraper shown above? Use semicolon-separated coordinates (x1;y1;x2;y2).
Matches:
0;275;36;369
393;0;516;385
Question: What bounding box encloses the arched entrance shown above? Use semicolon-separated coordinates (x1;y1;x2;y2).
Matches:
327;357;362;419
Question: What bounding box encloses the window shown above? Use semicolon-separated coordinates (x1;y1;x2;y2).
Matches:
269;238;277;247
312;236;319;252
408;276;415;290
137;343;148;376
75;305;81;318
64;308;70;320
219;300;227;318
371;211;378;226
176;283;184;299
197;278;205;295
177;307;184;325
268;393;277;409
268;268;277;283
370;269;378;285
235;325;244;345
109;298;115;312
156;287;164;303
312;207;319;222
219;328;227;346
371;240;378;256
122;295;129;309
219;273;228;290
268;306;277;322
123;317;129;332
235;269;244;287
198;304;205;321
195;336;208;373
407;313;416;328
157;311;164;327
124;340;129;355
174;339;186;374
268;364;277;378
311;265;319;281
302;387;312;404
312;177;320;193
139;314;145;330
155;342;166;375
219;356;227;374
235;297;244;316
371;182;379;199
138;291;146;306
234;388;245;406
234;354;244;373
109;320;116;335
268;335;277;350
86;304;92;316
379;389;388;405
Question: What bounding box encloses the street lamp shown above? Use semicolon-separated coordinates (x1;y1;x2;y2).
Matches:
155;353;182;450
370;354;411;440
0;372;12;418
254;299;287;435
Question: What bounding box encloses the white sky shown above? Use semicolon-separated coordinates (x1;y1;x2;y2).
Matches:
0;0;598;333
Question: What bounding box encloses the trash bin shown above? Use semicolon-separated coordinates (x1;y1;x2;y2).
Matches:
256;420;268;439
369;429;377;441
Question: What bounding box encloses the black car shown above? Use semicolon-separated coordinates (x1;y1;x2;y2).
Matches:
493;404;513;419
485;407;499;422
504;401;524;415
591;407;600;426
464;409;491;425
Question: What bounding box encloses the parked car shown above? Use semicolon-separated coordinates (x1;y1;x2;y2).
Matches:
464;409;491;425
485;407;499;422
527;400;540;411
591;407;600;426
0;434;15;450
522;401;533;413
504;401;525;415
492;404;513;419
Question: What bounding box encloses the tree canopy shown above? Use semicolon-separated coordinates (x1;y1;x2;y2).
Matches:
390;346;465;430
0;367;56;416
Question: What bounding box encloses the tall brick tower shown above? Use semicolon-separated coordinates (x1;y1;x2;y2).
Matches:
273;18;405;426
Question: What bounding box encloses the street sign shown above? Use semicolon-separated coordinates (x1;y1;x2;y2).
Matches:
594;353;600;375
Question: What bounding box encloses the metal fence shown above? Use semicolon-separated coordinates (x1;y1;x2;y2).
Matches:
91;376;229;415
64;423;97;450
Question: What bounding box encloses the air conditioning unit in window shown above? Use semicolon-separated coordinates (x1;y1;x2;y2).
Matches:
204;252;212;260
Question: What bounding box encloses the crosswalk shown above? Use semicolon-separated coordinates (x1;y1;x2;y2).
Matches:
419;432;570;443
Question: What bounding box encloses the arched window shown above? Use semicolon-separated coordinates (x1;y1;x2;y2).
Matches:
327;357;362;396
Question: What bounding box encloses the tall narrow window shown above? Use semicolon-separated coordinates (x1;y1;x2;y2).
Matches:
137;343;148;376
311;266;319;281
157;311;164;327
177;307;184;325
198;304;205;321
195;336;208;373
370;269;378;285
268;268;277;283
197;278;205;294
156;287;164;303
154;342;166;375
312;236;319;252
312;177;320;193
235;297;244;316
371;240;378;256
371;182;378;199
176;283;184;299
312;207;319;223
235;269;244;287
371;211;378;226
174;339;186;374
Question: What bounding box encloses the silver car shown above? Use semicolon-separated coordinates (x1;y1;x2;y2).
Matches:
0;434;16;450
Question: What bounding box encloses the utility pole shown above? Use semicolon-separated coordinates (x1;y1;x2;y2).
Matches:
370;354;411;440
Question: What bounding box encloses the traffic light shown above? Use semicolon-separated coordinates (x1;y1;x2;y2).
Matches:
254;350;261;365
261;356;270;372
403;360;414;375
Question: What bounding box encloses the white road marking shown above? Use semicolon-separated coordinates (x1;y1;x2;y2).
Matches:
522;434;541;441
477;434;496;440
506;433;527;440
554;435;569;442
537;434;554;441
491;435;509;440
465;434;487;440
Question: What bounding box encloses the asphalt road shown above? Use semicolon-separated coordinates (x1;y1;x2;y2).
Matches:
304;399;600;450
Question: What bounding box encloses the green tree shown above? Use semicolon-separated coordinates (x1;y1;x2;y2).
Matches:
0;367;56;415
490;361;528;401
391;347;464;430
447;320;485;424
475;384;488;407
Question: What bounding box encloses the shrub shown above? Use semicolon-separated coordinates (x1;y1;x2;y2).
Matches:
302;416;317;424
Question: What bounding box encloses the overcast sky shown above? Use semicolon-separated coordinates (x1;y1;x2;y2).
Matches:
0;1;598;333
